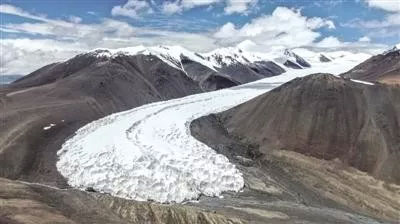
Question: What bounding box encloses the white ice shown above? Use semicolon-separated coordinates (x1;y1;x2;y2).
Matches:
57;50;370;203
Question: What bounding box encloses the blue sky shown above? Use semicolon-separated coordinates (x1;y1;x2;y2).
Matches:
1;0;399;75
2;0;397;43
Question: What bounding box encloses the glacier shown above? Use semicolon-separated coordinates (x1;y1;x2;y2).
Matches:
56;49;370;203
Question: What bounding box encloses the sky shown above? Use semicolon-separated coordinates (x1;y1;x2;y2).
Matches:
1;0;399;75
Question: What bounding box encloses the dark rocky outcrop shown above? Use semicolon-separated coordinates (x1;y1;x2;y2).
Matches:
180;55;238;90
283;49;311;68
319;54;331;62
283;60;302;69
217;61;284;83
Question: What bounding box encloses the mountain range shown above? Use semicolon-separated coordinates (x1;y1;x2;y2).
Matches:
0;45;399;224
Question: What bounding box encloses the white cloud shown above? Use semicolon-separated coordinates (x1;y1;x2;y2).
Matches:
307;17;336;29
69;16;82;23
342;12;400;39
181;0;222;8
356;0;400;39
214;22;237;38
111;0;153;18
162;1;183;15
309;36;386;55
364;0;400;12
315;36;342;48
214;7;335;49
0;39;82;75
224;0;258;14
0;4;49;22
0;4;387;75
0;5;219;75
161;0;223;14
161;0;258;15
359;36;371;42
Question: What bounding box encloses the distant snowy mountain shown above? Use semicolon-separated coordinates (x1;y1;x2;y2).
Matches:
90;45;217;72
71;45;373;88
87;45;286;85
278;49;311;69
202;47;285;83
203;47;266;67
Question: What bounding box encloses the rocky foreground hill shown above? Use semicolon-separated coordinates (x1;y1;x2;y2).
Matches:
191;74;400;222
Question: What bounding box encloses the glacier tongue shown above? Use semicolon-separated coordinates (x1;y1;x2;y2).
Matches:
56;87;267;203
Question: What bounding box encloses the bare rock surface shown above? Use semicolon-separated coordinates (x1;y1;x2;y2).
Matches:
219;74;400;184
0;53;201;186
190;74;400;223
341;49;400;85
0;177;243;224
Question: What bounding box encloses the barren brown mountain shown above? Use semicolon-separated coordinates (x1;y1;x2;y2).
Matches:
341;48;400;85
191;73;400;222
216;74;400;184
0;53;203;186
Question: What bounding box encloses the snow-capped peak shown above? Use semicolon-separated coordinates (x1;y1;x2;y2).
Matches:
283;49;297;58
272;48;311;69
82;45;372;74
87;45;218;72
202;47;268;67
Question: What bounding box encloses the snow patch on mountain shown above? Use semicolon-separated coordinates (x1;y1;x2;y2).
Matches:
89;45;218;72
86;45;371;78
203;47;267;67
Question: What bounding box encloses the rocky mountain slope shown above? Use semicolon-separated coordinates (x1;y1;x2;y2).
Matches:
341;47;400;85
211;74;400;184
0;53;202;186
203;47;286;83
0;177;242;224
191;74;400;222
0;45;290;186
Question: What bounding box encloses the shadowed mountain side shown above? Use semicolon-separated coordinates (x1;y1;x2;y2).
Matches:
216;61;285;84
180;55;239;90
